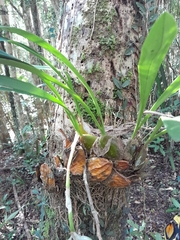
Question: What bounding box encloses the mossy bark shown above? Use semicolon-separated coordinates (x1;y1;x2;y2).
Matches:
46;0;143;239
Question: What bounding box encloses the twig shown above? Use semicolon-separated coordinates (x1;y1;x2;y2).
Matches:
9;1;23;19
83;165;102;240
90;0;99;40
12;184;32;240
144;110;174;117
0;165;24;171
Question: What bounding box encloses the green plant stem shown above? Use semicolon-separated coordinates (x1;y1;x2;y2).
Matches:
145;119;163;146
149;129;167;143
132;109;144;138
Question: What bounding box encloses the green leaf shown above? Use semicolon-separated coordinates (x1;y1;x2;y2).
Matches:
133;12;177;138
116;90;123;99
136;2;146;15
0;75;81;131
139;75;180;134
155;233;163;240
148;14;158;24
0;54;100;134
171;197;180;208
112;77;121;89
151;76;180;111
6;209;20;221
139;12;177;117
0;26;105;135
0;76;61;104
161;116;180;142
127;219;139;229
124;47;134;56
122;79;130;88
139;220;146;231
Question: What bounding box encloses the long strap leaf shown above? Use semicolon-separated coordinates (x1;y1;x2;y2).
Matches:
0;75;62;105
0;55;103;132
132;12;177;138
0;26;105;134
139;75;180;127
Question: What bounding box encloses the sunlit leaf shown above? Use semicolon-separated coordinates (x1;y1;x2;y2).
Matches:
161;116;180;142
133;12;177;138
171;198;180;208
0;26;105;135
0;76;61;104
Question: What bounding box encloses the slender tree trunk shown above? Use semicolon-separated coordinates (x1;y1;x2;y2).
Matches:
20;1;46;139
0;100;11;150
50;0;61;19
30;0;43;55
0;0;26;148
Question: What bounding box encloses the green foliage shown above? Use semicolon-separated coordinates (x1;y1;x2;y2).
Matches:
31;188;58;240
149;137;166;156
0;193;20;238
161;116;180;142
0;29;105;136
166;198;180;213
151;232;163;240
132;12;180;145
125;1;158;57
136;1;158;25
126;220;149;240
148;134;177;171
80;96;105;127
165;176;180;214
12;126;48;174
87;62;102;74
0;194;13;213
126;219;164;240
113;72;131;100
99;35;116;50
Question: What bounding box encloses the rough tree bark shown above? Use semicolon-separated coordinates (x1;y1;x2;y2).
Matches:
42;0;145;239
0;99;11;150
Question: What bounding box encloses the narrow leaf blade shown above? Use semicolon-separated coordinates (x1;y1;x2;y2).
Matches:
0;76;61;104
133;12;177;137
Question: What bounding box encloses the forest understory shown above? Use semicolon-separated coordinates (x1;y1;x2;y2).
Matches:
0;145;179;240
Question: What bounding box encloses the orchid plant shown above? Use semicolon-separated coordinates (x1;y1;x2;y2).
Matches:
0;12;179;240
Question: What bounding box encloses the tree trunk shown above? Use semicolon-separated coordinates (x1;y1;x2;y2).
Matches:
0;100;11;150
41;0;145;239
50;0;61;19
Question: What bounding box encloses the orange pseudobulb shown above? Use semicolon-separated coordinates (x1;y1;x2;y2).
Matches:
70;147;86;175
88;157;113;182
40;163;55;188
54;155;62;168
106;171;131;188
114;160;130;171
